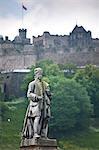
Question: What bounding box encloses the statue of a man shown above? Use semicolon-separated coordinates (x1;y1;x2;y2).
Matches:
22;67;51;139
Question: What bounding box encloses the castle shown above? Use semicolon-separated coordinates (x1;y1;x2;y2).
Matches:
0;25;99;99
0;25;99;72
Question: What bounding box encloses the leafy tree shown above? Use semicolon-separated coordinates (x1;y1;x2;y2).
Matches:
21;65;35;91
74;64;99;117
50;78;92;134
22;60;63;90
58;63;77;78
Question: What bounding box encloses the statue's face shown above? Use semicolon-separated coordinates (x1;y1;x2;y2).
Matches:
36;72;43;80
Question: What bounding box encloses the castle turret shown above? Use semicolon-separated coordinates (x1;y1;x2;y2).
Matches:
19;29;27;39
13;29;30;44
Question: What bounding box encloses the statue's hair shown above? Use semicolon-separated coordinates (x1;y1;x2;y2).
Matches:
34;67;43;75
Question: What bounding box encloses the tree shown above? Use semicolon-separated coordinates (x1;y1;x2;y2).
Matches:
74;64;99;117
58;63;77;79
21;65;35;91
50;78;92;134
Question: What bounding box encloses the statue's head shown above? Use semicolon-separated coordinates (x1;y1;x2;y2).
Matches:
34;67;43;80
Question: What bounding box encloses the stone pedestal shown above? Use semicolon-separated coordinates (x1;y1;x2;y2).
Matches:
20;138;58;150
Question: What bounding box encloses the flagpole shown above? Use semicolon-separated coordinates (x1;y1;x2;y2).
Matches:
22;2;24;28
21;3;27;28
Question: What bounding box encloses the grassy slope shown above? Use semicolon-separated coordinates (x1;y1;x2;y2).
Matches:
59;131;99;150
0;99;27;150
0;99;99;150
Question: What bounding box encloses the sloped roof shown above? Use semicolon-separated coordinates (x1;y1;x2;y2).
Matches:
72;25;87;33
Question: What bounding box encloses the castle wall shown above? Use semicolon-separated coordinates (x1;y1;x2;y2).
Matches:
0;54;36;71
0;72;29;99
0;44;2;55
1;26;98;72
33;33;69;49
0;49;99;72
39;51;99;66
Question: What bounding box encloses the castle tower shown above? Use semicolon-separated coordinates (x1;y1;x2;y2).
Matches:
19;29;27;39
69;25;92;48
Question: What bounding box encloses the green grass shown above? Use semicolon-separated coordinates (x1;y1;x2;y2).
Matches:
59;131;99;150
0;98;99;150
0;98;28;150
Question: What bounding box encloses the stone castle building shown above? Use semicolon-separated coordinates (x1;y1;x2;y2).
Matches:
0;25;99;99
0;25;99;72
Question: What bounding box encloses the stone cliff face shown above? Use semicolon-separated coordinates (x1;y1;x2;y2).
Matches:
0;25;99;72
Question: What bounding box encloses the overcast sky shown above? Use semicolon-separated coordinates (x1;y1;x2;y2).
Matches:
0;0;99;40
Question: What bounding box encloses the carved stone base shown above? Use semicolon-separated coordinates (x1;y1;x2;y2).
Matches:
20;138;58;150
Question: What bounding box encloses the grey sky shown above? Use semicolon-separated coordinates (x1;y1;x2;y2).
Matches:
0;0;98;40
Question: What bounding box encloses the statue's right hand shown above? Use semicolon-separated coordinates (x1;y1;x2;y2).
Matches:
29;93;42;102
37;96;42;100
